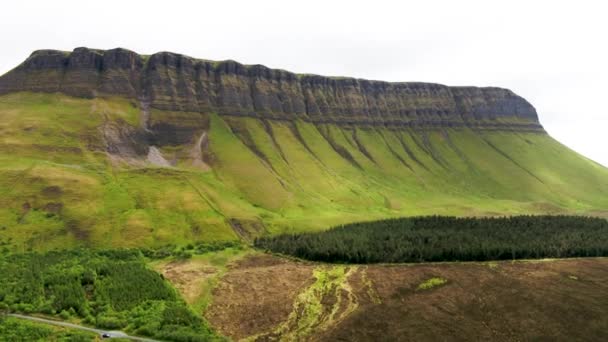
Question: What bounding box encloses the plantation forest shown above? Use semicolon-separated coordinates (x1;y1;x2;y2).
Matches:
0;249;217;341
255;215;608;263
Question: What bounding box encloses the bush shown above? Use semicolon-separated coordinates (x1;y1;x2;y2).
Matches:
174;250;193;260
83;314;95;324
59;310;70;320
96;314;127;329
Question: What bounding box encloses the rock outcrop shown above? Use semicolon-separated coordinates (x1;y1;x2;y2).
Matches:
0;47;543;131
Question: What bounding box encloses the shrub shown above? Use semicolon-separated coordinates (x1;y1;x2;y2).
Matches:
59;310;70;320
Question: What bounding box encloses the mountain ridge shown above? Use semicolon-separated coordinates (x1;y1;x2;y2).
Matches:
0;48;606;251
0;47;542;131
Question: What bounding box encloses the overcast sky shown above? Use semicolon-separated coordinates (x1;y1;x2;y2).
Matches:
1;0;606;166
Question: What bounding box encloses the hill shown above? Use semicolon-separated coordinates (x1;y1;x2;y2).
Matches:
0;47;607;251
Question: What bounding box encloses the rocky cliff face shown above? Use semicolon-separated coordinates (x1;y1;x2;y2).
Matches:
0;47;542;131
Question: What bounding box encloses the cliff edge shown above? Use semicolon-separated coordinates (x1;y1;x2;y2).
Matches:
0;47;542;131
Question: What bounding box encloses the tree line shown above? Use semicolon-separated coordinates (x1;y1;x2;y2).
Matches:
255;215;608;263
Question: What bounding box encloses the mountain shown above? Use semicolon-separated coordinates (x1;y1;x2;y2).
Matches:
0;47;606;251
0;47;542;130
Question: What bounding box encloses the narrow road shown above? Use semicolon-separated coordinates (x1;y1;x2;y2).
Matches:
6;313;161;341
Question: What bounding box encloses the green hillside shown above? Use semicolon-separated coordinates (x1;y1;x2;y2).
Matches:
1;92;607;251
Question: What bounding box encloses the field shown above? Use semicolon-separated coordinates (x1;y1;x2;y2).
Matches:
201;253;608;341
1;92;608;251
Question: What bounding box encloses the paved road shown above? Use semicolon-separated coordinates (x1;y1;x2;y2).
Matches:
6;313;161;341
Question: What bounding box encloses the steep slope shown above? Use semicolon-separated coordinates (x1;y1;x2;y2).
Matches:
0;47;606;251
0;48;541;130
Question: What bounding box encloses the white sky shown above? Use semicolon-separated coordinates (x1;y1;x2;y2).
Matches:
1;0;606;166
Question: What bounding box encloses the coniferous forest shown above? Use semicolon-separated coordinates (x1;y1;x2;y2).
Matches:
255;216;608;263
0;249;216;341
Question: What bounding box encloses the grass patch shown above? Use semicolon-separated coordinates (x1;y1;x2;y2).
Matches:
487;261;499;269
152;247;253;317
417;277;447;290
270;265;357;340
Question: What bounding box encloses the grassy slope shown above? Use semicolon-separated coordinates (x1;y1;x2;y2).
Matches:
1;92;607;251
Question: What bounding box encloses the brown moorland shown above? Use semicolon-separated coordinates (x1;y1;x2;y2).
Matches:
200;254;608;341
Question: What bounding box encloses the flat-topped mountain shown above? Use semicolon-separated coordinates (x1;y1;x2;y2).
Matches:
0;48;606;251
0;47;541;131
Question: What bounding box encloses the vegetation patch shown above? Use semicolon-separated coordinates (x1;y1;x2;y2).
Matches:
154;247;251;315
360;268;382;304
487;261;499;269
417;277;448;290
0;249;220;341
269;265;358;340
0;316;96;341
142;241;243;260
255;215;608;263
